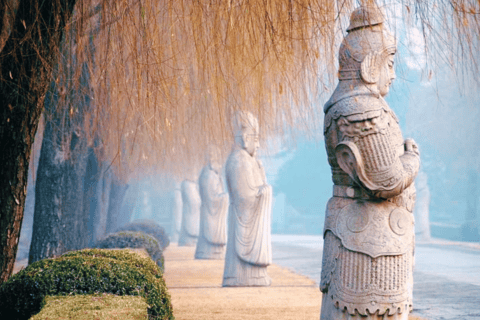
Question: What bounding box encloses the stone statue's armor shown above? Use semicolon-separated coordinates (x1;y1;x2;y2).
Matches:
320;6;420;319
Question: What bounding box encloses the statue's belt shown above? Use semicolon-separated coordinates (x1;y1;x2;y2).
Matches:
333;185;370;199
331;197;414;258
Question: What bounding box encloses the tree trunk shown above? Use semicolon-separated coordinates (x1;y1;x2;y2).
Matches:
0;0;76;283
84;153;113;247
28;92;89;263
16;116;45;262
106;175;129;234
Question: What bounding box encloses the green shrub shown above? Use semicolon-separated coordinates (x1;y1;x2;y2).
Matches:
0;249;173;320
31;293;148;320
95;231;164;271
118;220;170;250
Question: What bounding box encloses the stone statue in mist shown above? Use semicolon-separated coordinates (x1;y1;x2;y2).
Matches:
195;146;229;259
414;171;431;242
178;175;201;247
320;6;420;319
170;181;183;243
222;111;273;287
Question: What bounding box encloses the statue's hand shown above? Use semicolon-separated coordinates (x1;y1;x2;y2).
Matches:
256;159;264;169
404;138;419;156
256;159;267;183
257;184;268;196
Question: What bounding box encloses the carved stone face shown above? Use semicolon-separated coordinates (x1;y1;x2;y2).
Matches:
210;157;221;173
377;53;396;96
207;146;222;173
242;127;259;157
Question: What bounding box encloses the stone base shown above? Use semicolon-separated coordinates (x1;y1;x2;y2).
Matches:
178;234;197;247
194;247;225;260
222;274;272;287
194;237;225;259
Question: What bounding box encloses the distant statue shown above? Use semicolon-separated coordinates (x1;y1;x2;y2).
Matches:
320;6;420;319
222;111;273;287
195;146;229;259
178;178;201;247
414;171;431;242
170;182;183;243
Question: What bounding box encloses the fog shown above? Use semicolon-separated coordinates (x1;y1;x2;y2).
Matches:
15;6;480;265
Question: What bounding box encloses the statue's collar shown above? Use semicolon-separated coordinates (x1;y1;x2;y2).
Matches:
324;81;385;113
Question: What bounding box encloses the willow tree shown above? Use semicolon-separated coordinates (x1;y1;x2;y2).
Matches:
0;0;77;283
1;0;480;282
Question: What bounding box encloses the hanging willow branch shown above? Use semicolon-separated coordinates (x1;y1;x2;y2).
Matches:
48;0;479;180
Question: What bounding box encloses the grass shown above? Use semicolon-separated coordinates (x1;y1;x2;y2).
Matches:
30;293;148;320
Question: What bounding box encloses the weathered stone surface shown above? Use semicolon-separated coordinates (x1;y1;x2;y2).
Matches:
195;146;229;259
320;5;420;319
222;111;272;287
178;179;201;247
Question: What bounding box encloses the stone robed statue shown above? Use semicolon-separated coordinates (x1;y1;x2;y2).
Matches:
320;6;420;320
222;111;273;287
195;146;229;259
178;177;201;247
170;182;183;243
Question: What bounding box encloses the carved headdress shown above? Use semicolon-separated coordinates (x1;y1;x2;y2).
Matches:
233;111;259;138
324;6;397;113
338;6;396;83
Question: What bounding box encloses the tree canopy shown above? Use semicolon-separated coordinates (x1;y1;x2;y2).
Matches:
46;0;480;180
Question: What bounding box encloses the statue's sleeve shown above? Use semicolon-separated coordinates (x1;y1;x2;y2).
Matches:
207;171;226;203
334;109;420;199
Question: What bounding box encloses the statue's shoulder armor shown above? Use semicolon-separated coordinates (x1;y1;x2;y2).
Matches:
324;94;396;134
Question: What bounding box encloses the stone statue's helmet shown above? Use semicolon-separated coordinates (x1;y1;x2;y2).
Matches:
346;5;385;32
339;5;396;84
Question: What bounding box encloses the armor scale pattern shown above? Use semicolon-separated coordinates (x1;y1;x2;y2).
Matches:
331;244;412;316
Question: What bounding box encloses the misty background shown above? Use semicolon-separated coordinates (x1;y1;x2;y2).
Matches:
15;4;480;264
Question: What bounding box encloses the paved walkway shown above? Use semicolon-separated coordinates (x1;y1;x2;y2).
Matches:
271;235;480;320
163;244;321;320
163;243;425;320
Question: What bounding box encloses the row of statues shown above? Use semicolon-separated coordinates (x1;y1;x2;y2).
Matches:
168;5;420;319
172;111;273;287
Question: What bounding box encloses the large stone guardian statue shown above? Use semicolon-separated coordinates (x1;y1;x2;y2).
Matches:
320;6;420;319
178;177;201;247
222;111;273;287
195;146;229;259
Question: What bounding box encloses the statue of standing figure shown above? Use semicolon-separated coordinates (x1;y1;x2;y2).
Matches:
320;6;420;319
222;111;273;287
178;176;201;247
195;146;229;259
414;171;431;242
170;182;183;243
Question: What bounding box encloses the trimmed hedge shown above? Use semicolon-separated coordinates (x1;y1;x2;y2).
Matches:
0;249;173;320
118;220;170;250
95;231;164;271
